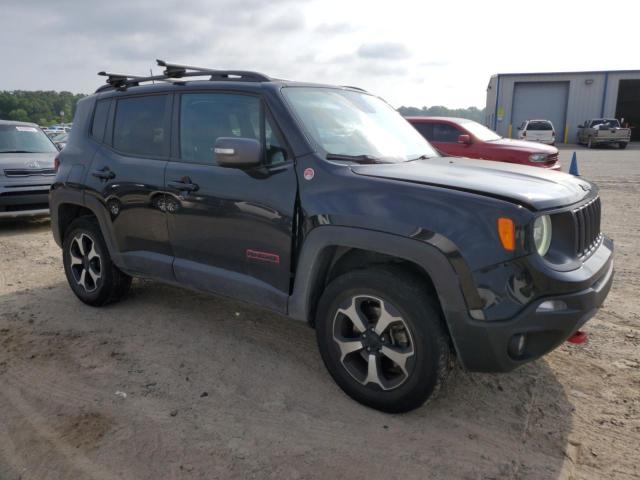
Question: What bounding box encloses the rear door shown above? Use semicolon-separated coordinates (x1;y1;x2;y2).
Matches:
165;91;297;312
84;94;173;279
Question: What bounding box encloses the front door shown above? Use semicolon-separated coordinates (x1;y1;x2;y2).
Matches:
84;94;173;279
165;92;297;313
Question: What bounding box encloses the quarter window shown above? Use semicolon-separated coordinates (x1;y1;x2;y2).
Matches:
113;95;168;157
91;99;111;142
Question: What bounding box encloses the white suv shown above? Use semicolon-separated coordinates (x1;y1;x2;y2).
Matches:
517;119;555;145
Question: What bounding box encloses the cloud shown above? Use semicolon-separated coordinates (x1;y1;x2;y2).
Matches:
357;42;411;60
315;22;354;34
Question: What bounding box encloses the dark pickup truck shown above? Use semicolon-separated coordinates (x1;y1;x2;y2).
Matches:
49;60;614;412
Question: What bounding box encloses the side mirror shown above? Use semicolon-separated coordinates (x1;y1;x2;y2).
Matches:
457;134;472;145
215;137;261;168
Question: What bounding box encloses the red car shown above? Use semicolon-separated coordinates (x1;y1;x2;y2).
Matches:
407;117;560;170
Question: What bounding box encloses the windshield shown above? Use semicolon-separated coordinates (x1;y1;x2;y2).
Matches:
0;125;57;153
461;121;502;141
282;87;438;162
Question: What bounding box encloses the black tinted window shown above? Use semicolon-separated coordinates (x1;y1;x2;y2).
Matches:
113;95;167;157
432;123;461;143
412;122;434;140
527;121;553;131
180;93;260;164
91;100;111;142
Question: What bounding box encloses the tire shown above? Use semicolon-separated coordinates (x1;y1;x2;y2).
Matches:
315;266;451;413
62;217;131;306
619;142;628;149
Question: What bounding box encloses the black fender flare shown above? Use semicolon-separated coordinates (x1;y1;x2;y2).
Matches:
287;226;484;328
50;187;126;269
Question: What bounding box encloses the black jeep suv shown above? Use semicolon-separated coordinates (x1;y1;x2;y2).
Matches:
50;61;614;412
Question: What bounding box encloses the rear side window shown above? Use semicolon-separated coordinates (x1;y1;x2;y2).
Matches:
91;99;111;142
527;121;553;131
180;93;260;164
432;123;461;143
412;122;434;140
113;95;168;157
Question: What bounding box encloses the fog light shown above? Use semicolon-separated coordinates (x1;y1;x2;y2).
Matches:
508;333;527;358
536;300;567;312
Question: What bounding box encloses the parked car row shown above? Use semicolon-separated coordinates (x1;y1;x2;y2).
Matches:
44;60;613;414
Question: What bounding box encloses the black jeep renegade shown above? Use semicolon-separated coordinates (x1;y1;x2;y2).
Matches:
50;61;614;413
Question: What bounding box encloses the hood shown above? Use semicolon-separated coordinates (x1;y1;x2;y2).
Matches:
0;152;56;173
488;138;557;153
351;157;594;210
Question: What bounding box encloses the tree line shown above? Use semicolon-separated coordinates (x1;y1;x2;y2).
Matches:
0;90;87;126
0;90;486;126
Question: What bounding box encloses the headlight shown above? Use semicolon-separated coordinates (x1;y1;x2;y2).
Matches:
533;215;552;256
529;153;548;162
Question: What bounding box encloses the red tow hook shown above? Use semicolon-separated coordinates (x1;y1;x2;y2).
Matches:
567;330;588;344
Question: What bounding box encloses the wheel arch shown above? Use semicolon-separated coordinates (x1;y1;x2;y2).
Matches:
288;226;484;347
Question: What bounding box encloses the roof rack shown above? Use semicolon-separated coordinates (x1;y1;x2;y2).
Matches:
341;85;367;92
95;59;271;92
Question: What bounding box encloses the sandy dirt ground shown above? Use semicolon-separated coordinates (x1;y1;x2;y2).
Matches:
0;145;638;480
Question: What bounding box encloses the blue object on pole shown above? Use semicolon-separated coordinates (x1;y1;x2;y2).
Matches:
569;151;579;176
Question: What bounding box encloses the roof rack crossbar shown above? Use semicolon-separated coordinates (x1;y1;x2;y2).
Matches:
95;61;271;92
156;59;271;82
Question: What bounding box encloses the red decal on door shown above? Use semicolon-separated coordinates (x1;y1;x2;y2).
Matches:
246;249;280;264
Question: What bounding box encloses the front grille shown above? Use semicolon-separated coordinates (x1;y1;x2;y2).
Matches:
3;168;56;177
572;196;601;257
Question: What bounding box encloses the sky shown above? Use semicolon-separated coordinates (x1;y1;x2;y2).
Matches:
1;0;638;109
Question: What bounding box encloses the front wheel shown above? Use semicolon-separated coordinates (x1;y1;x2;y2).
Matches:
587;137;594;149
315;267;451;413
619;142;628;149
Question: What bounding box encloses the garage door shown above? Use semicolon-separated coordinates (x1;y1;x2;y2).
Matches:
511;82;569;142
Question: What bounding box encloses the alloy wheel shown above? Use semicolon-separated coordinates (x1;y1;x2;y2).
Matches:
332;295;415;391
69;233;102;293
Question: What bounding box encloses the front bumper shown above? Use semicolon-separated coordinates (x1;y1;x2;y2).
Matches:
0;183;51;218
450;238;614;372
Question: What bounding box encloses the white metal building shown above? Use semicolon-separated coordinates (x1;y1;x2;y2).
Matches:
485;70;640;143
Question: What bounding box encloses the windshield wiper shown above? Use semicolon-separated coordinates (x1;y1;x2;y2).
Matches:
407;154;435;161
326;153;390;164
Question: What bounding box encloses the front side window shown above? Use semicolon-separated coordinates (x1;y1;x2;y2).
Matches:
113;95;168;157
282;87;437;162
432;123;461;143
0;124;57;153
180;93;260;164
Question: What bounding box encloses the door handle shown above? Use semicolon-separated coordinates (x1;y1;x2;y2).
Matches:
92;167;115;180
168;177;199;192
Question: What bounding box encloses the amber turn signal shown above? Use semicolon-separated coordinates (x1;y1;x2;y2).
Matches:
497;217;515;251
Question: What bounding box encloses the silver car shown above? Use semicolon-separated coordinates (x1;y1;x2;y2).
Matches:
0;120;58;218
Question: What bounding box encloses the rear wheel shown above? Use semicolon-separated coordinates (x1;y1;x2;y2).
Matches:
315;267;451;413
62;217;131;306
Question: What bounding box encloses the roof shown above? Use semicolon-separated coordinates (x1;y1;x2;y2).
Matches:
404;116;474;123
491;69;640;78
0;119;39;127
